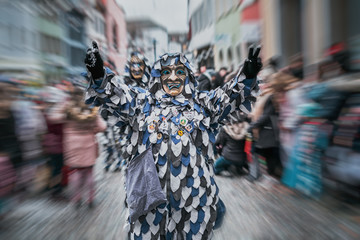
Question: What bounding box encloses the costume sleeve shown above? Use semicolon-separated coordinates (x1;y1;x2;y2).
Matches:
196;72;259;127
84;68;149;128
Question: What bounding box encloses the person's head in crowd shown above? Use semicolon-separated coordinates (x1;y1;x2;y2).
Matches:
200;64;207;74
317;58;344;82
287;53;304;79
268;72;300;92
325;42;349;73
266;72;301;107
66;86;98;125
218;67;227;77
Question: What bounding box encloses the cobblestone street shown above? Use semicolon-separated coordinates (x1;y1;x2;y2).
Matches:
1;153;360;240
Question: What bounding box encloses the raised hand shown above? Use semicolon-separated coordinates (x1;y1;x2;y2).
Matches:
242;45;262;79
84;41;104;79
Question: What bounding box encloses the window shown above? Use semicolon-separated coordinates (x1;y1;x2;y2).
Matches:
70;46;85;67
113;22;118;51
95;16;105;36
219;49;224;66
0;24;10;47
69;15;83;42
41;34;61;55
236;45;241;62
227;47;232;67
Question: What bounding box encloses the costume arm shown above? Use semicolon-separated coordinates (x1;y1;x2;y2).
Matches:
197;46;261;127
197;71;259;127
85;68;148;128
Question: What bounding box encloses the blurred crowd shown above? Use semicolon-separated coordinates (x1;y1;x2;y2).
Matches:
210;45;360;200
0;79;108;214
1;44;360;219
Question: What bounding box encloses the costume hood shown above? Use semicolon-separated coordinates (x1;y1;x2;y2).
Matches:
124;52;151;87
149;53;198;105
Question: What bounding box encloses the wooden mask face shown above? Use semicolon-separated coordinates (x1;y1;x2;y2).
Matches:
130;55;145;80
160;64;186;96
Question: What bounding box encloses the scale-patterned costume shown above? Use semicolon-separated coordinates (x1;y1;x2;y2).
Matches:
123;52;151;88
85;53;258;239
120;52;152;160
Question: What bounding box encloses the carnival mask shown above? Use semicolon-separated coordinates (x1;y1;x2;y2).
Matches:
130;55;145;80
160;64;186;96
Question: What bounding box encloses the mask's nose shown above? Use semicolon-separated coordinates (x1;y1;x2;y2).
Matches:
169;70;177;81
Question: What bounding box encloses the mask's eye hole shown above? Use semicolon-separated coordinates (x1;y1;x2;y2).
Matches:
161;70;170;76
176;69;185;75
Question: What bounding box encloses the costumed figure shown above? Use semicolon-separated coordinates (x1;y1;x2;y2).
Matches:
84;41;262;239
119;52;152;165
102;53;151;172
124;51;151;88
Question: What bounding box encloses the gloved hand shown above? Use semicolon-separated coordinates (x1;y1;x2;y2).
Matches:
84;41;104;79
242;46;262;79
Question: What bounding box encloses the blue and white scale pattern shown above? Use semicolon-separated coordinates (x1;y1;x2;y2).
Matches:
120;52;152;160
85;53;258;239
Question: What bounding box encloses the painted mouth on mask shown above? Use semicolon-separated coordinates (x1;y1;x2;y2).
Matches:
167;81;182;90
132;71;143;75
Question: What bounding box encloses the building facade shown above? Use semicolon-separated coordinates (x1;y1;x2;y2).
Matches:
104;0;127;74
188;0;261;71
260;0;360;73
188;0;216;70
0;1;43;84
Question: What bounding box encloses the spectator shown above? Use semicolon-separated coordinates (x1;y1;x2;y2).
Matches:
42;86;68;197
49;87;106;208
280;53;304;79
0;80;22;205
197;69;216;91
211;67;227;89
249;75;284;178
214;113;249;175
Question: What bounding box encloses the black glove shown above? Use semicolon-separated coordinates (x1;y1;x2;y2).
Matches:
84;41;104;79
242;46;262;79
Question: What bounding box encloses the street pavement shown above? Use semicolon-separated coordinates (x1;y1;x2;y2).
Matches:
1;152;360;240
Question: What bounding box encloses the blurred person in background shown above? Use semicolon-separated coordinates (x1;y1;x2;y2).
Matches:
0;79;22;214
281;102;330;198
245;61;277;182
42;86;68;197
102;122;121;172
324;42;350;74
49;87;106;208
197;69;216;91
11;86;48;194
248;73;283;179
200;64;207;74
274;72;305;169
214;112;249;175
280;53;304;80
211;67;227;90
65;88;106;207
